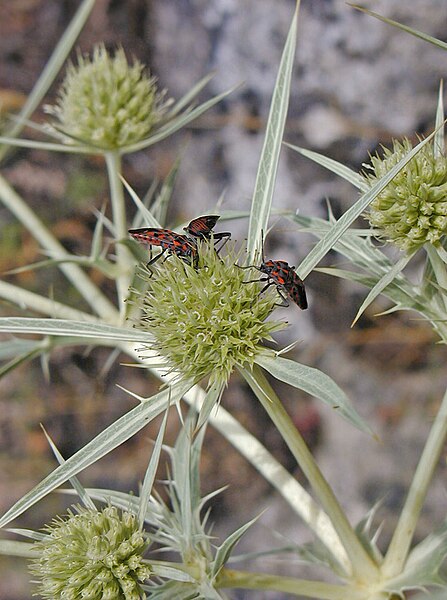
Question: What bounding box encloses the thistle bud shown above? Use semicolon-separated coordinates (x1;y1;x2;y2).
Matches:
364;138;447;253
30;506;151;599
47;45;168;150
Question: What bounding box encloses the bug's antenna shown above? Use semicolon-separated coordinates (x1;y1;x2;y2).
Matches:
260;229;265;263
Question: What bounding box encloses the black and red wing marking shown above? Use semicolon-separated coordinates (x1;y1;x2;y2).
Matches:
184;215;231;246
258;260;308;310
128;227;197;265
184;215;220;238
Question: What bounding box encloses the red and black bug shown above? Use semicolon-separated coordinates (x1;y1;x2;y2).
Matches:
254;259;308;309
128;227;197;266
239;235;307;309
184;215;231;250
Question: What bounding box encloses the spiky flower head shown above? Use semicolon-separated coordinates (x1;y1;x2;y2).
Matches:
364;138;447;254
30;505;151;599
136;243;286;387
47;44;169;150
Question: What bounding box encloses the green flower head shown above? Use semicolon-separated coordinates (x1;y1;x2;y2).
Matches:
30;505;151;600
136;242;287;387
47;44;169;150
364;138;447;253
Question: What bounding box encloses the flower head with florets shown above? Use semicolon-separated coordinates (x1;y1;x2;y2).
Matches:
46;44;169;150
364;138;447;254
29;505;151;599
136;242;287;388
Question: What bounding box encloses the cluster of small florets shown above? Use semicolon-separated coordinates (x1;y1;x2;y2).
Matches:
30;505;151;599
364;138;447;253
137;243;286;386
47;44;168;150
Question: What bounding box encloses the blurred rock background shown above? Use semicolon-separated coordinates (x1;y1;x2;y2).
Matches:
0;1;446;598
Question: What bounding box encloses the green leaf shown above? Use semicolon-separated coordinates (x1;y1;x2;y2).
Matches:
246;2;300;262
90;208;106;260
151;157;180;226
352;253;414;326
255;353;373;434
6;528;46;542
42;426;97;511
170;420;196;541
0;0;96;162
61;488;140;514
297;132;437;279
291;212;430;315
212;514;260;577
0;338;43;360
384;525;447;594
285;143;368;191
5;255;119;279
167;72;216;118
0;137;93;154
0;347;43;379
0;381;191;528
121;175;161;229
434;80;445;159
138;408;169;529
146;580;199;599
195;380;224;432
123;85;239;155
0;318;154;343
150;564;195;583
350;4;447;51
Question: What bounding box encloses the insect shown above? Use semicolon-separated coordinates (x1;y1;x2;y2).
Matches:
183;215;231;250
128;227;197;266
239;234;307;309
254;259;308;309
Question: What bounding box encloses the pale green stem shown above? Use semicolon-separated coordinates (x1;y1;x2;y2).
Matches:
216;568;366;600
0;138;95;154
382;385;447;578
104;151;134;318
119;342;351;576
0;540;36;558
150;560;364;600
0;280;98;321
425;243;447;315
0;174;117;321
239;364;380;585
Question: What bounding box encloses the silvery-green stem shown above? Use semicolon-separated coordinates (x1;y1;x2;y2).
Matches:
0;280;97;321
0;174;117;321
425;243;447;315
239;364;380;584
382;385;447;577
216;567;366;600
105;151;134;317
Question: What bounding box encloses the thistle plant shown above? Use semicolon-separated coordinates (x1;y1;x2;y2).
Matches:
30;505;151;600
1;1;447;600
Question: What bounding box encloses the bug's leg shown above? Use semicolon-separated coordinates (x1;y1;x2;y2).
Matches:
274;287;289;307
242;276;270;285
234;263;260;274
214;232;231;254
146;247;167;267
259;280;276;293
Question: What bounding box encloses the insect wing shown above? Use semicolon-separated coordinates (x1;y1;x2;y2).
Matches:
185;215;220;238
288;272;308;310
128;227;173;247
169;233;197;256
